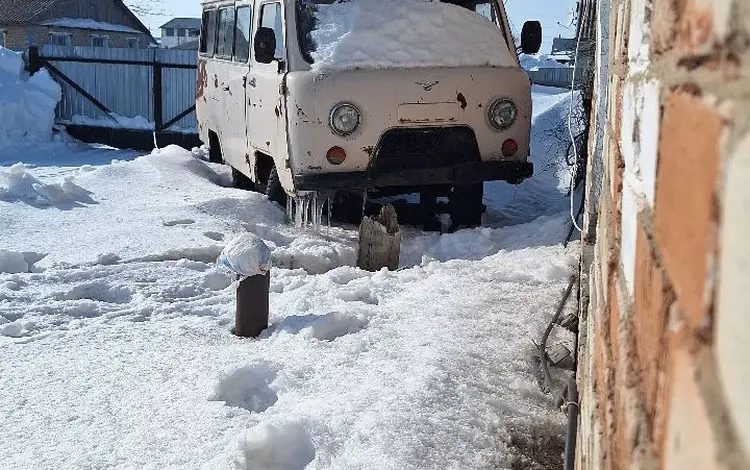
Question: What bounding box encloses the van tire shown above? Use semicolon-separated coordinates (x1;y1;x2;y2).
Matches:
264;165;287;206
448;184;484;230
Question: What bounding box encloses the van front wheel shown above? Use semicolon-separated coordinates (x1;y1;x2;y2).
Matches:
262;165;287;206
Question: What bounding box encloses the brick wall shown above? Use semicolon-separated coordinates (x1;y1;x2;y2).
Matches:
577;0;750;469
1;25;149;50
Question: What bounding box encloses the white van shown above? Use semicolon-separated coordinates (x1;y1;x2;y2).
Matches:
196;0;541;228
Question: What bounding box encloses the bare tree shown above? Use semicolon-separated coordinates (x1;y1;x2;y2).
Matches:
124;0;166;17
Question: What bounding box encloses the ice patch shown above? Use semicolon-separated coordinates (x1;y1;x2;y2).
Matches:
211;364;279;413
218;233;272;278
238;420;316;470
163;218;195;227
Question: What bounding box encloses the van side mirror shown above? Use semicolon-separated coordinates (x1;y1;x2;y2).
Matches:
254;27;276;64
520;21;542;54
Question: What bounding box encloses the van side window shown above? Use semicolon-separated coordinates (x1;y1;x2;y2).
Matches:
260;3;284;60
234;6;252;62
216;7;235;57
474;3;495;22
200;9;217;54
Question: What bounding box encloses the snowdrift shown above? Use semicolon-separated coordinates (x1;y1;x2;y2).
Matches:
0;47;61;147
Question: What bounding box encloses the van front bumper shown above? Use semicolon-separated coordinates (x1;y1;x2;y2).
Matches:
294;160;533;191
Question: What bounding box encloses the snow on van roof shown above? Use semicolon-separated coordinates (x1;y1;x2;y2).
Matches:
304;0;516;73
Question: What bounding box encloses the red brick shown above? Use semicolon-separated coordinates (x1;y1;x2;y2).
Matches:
651;0;683;54
674;0;714;53
633;225;675;450
654;91;722;331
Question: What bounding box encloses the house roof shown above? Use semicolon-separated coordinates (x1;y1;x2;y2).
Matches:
0;0;156;44
0;0;60;23
160;18;201;30
551;37;577;54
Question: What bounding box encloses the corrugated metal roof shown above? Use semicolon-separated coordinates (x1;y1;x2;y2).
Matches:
160;18;201;30
0;0;60;23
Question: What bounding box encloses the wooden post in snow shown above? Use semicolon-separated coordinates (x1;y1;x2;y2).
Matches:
235;271;270;338
357;204;401;272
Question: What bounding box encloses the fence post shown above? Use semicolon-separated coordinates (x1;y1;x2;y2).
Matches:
153;52;163;134
27;46;41;74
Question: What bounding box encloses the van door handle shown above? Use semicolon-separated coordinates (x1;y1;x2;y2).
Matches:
248;77;257;88
222;84;230;92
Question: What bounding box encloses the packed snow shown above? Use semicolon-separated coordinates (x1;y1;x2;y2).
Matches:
0;48;61;147
0;87;580;469
305;0;516;72
41;18;142;34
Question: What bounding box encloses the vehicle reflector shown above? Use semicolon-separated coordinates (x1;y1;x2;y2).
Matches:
502;139;518;157
326;146;347;165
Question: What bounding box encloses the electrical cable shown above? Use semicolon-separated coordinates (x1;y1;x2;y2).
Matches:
567;20;584;234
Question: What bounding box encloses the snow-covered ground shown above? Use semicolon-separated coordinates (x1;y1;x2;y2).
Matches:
0;87;578;469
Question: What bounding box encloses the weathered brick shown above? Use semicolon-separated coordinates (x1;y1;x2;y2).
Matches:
654;91;723;331
662;344;721;469
633;224;675;450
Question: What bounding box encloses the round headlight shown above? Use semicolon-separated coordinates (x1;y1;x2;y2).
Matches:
329;102;361;136
487;99;517;131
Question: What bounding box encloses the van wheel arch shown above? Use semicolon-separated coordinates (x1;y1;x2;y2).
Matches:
255;152;287;206
207;130;223;164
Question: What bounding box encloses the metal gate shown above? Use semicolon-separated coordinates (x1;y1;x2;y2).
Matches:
29;45;198;134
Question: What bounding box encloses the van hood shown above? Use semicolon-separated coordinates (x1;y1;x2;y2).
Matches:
285;66;532;174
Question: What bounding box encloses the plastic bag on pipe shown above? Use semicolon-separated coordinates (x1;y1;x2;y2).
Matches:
217;234;272;286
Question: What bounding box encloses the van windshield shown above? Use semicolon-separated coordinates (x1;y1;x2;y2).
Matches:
296;0;515;71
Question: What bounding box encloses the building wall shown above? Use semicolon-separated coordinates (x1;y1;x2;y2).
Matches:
577;0;750;469
45;0;147;32
1;25;149;49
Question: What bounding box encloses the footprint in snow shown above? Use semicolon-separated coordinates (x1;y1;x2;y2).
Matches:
203;231;225;241
275;311;369;341
163;219;195;227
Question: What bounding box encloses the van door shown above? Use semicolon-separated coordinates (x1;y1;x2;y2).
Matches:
214;4;251;170
246;1;287;167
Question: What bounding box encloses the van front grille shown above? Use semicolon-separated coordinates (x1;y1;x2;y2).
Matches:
371;126;480;171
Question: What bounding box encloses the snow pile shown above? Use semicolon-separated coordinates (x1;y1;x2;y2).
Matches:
218;233;272;278
0;47;61;146
0;250;28;274
0;163;91;206
519;53;568;71
307;0;515;72
238;420;316;470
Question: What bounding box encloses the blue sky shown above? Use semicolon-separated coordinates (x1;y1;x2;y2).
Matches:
135;0;576;54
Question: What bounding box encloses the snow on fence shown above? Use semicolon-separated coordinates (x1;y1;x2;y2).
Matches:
30;45;198;132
